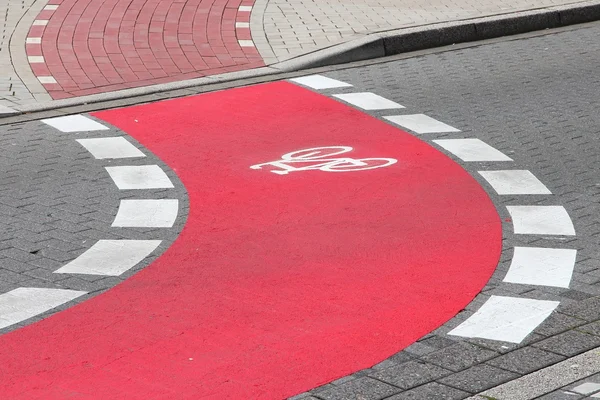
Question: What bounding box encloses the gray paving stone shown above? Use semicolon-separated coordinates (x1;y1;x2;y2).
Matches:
369;361;451;389
485;346;565;374
533;330;600;357
438;364;519;393
421;342;498;372
386;383;469;400
312;377;401;400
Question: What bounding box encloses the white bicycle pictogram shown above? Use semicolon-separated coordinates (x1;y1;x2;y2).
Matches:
250;146;397;175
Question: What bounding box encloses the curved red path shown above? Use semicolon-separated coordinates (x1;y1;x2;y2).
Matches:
27;0;262;99
0;82;501;399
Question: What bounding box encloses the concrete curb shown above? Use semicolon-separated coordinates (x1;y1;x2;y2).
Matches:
469;347;600;399
2;0;600;118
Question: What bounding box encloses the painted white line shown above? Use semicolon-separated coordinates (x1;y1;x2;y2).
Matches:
55;240;162;276
44;4;58;10
77;137;145;159
448;295;559;343
238;39;254;47
504;247;577;288
332;92;404;110
42;115;109;132
105;165;174;189
290;75;353;90
26;37;42;44
37;76;57;84
28;56;44;63
112;199;179;228
0;288;86;329
433;138;513;162
507;206;575;235
383;114;460;134
573;383;600;395
479;170;552;195
238;5;252;11
235;22;250;28
32;20;48;26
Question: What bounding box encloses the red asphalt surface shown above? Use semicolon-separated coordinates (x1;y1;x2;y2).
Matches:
0;82;501;399
27;0;262;99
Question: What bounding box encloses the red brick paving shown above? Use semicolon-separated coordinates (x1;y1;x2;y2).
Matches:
26;0;263;99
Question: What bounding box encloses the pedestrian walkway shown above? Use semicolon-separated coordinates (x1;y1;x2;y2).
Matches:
0;0;596;111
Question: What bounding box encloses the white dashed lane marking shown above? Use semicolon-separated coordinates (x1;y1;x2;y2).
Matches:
448;296;560;343
105;165;174;189
55;240;163;276
332;92;404;110
290;75;353;90
77;137;146;159
290;74;578;345
433;138;513;162
112;199;179;228
42;115;110;132
508;205;576;236
479;170;552;195
504;247;577;288
0;114;180;331
0;288;87;330
383;114;461;134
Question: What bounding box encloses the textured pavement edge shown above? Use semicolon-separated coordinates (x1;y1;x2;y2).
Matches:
2;0;600;118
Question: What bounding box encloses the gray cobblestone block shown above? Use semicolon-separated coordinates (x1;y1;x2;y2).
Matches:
312;377;401;400
386;383;469;400
421;342;498;372
533;330;600;357
485;346;565;374
438;364;519;393
369;360;451;389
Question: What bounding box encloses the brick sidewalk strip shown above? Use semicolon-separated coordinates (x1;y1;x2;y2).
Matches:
2;0;600;108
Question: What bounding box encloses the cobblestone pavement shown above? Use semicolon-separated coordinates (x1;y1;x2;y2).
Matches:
0;115;188;335
0;0;594;109
288;21;600;400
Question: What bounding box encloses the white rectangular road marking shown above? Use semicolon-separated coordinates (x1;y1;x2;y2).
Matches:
55;240;162;276
236;22;250;28
507;206;575;236
112;199;179;227
332;92;404;110
26;37;42;44
433;138;513;162
238;5;252;11
383;114;460;134
504;247;577;288
238;39;254;47
0;288;86;329
290;75;353;90
42;115;109;132
479;170;551;195
105;165;174;189
28;56;44;63
32;20;48;26
448;295;559;343
77;137;146;159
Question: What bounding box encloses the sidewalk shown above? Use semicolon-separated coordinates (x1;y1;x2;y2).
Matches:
1;0;600;115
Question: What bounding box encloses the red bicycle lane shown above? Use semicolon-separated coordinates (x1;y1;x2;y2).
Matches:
0;81;501;399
